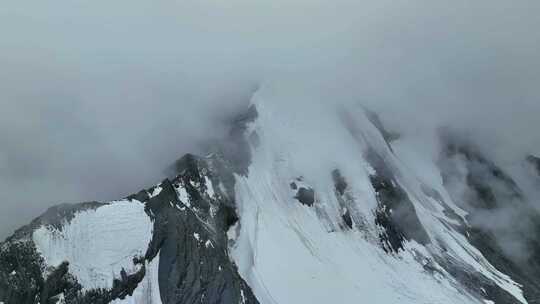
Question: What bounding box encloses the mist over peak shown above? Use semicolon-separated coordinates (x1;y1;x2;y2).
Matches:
1;0;539;242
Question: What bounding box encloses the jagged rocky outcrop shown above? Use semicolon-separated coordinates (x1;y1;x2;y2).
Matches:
366;148;430;253
0;105;260;304
144;154;258;304
0;151;259;304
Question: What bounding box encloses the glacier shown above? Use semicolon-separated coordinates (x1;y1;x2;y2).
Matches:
32;200;153;292
229;89;527;304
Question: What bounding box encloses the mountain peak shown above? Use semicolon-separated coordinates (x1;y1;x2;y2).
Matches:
1;100;539;304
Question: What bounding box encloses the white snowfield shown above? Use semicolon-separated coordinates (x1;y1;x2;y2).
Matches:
32;200;155;294
229;88;527;304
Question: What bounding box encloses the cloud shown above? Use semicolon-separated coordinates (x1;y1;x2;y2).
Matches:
1;0;540;239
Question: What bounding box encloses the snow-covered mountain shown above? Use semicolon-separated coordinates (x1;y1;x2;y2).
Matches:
1;89;540;304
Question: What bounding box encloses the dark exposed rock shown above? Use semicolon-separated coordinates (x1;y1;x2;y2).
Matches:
145;159;258;304
126;189;151;203
366;149;430;253
0;242;84;304
109;265;146;301
434;254;524;304
342;210;353;229
0;241;44;304
172;153;202;181
466;227;540;303
373;203;406;253
332;169;348;196
331;169;367;232
295;187;315;207
40;261;71;303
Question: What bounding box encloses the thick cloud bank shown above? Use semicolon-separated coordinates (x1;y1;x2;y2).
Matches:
1;0;539;239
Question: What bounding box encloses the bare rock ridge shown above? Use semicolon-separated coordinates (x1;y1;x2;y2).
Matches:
0;107;259;304
0;152;259;304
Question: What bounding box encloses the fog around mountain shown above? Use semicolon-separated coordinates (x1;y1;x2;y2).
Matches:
1;0;539;241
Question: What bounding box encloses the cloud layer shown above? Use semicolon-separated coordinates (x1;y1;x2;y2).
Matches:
1;0;539;239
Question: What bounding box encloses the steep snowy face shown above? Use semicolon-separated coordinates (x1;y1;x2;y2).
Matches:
228;89;531;304
32;200;153;291
0;200;161;304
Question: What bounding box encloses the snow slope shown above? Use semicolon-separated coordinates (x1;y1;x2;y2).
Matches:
32;200;153;291
229;87;527;304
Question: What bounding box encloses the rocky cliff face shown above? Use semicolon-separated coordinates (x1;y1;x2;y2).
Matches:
0;151;258;304
0;106;259;304
1;95;539;304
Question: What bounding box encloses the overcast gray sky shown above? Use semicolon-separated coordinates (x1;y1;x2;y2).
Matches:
1;0;540;239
